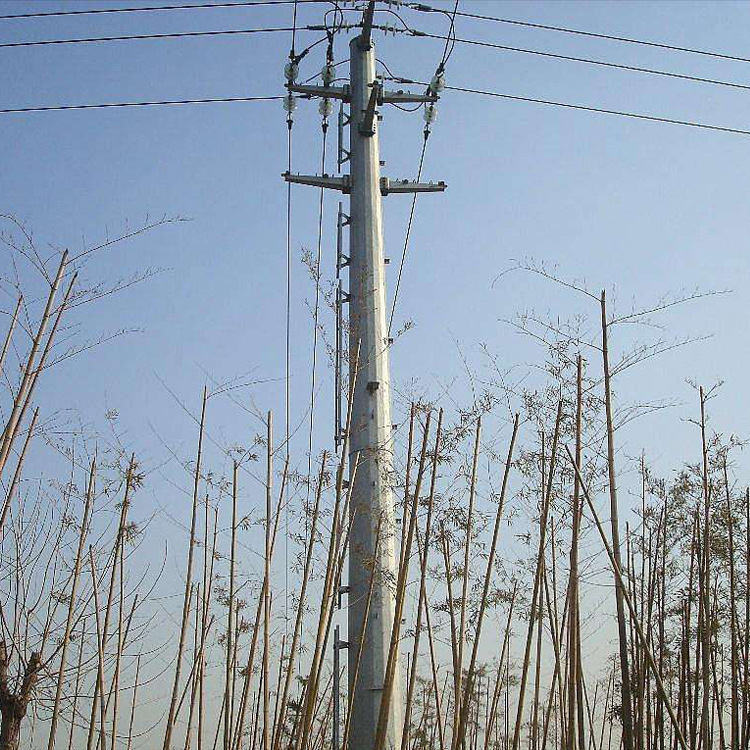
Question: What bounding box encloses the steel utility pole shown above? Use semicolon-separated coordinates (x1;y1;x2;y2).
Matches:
284;4;445;749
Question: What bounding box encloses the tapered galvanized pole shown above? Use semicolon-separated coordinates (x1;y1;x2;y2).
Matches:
283;10;443;744
346;29;403;750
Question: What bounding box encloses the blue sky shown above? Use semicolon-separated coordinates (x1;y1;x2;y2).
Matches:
2;0;750;539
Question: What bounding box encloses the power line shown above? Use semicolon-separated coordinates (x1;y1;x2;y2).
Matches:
0;95;283;114
9;85;750;136
438;82;750;137
388;129;429;337
387;2;455;335
0;0;319;21
284;0;297;643
410;3;750;67
0;25;297;49
417;32;750;95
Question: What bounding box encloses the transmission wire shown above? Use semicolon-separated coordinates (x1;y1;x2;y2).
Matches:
387;1;456;336
305;120;330;527
284;2;298;641
441;81;750;137
0;0;321;20
387;130;428;338
420;4;750;67
0;25;296;48
0;94;283;114
417;31;750;95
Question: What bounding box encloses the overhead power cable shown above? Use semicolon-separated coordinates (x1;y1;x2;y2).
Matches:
7;85;750;136
418;32;750;95
283;0;297;641
0;95;284;114
388;129;429;337
387;2;454;335
436;81;750;137
0;25;297;49
410;3;750;66
0;0;321;21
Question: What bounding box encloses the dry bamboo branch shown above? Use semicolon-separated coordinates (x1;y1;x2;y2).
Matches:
163;388;207;750
566;445;687;750
46;458;95;750
455;414;519;749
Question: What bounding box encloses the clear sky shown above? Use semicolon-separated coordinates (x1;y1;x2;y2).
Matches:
3;0;750;552
2;0;750;600
3;0;749;481
3;0;750;740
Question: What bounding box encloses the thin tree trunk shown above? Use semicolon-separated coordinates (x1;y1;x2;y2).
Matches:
600;290;634;750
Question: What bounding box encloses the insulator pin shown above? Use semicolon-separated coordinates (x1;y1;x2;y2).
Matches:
283;94;297;117
284;61;299;83
429;72;445;94
321;63;336;86
319;98;334;119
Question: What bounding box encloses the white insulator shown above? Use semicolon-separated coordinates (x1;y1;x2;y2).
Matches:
284;61;299;83
423;104;437;124
319;98;333;118
283;94;297;115
429;72;445;94
321;63;336;85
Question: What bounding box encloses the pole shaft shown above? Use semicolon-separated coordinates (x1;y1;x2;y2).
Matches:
347;35;402;750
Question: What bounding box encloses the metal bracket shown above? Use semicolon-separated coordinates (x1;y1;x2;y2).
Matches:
359;82;380;137
381;89;438;105
336;201;351;278
337;102;352;172
336;203;350;272
380;177;447;195
288;83;350;102
283;172;351;193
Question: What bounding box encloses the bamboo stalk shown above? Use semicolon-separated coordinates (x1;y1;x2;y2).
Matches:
272;455;328;750
86;456;135;750
566;445;687;750
126;653;141;750
723;454;739;750
455;415;519;749
0;252;68;479
485;584;518;750
456;417;482;738
0;407;39;536
423;582;446;750
512;402;562;750
225;462;239;750
46;458;95;750
600;290;634;750
263;412;273;750
163;389;208;750
0;295;21;385
231;458;289;749
372;412;432;750
402;409;444;750
66;619;86;750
